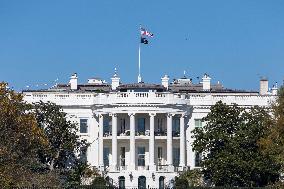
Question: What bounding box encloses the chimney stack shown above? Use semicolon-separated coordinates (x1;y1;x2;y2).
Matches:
271;82;278;95
259;78;268;95
111;68;120;90
202;73;211;91
161;75;169;90
70;73;78;90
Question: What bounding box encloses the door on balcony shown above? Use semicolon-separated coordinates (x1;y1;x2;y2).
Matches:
173;117;180;136
138;118;145;135
173;148;180;167
103;117;110;136
138;176;146;189
103;147;109;167
137;147;145;168
120;118;126;135
158;147;163;166
120;147;126;169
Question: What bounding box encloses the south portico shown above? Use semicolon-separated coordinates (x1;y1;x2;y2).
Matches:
93;104;190;188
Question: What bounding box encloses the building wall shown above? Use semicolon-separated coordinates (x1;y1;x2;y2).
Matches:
23;90;275;187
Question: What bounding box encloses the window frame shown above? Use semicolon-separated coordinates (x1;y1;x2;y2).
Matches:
194;119;203;128
79;118;89;134
137;146;145;166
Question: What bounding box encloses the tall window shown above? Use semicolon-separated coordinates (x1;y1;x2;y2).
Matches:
194;119;203;128
173;148;180;167
80;119;88;133
120;147;125;167
138;118;145;135
157;118;163;131
173;118;180;136
103;147;110;166
120;118;126;134
195;152;202;167
138;147;145;166
103;117;110;134
158;147;163;165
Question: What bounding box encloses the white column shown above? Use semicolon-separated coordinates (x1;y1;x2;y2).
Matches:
129;113;135;170
167;113;173;171
149;113;156;170
179;114;186;167
111;113;117;170
99;114;104;169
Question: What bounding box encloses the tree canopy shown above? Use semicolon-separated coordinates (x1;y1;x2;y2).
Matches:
0;83;94;188
260;87;284;172
33;101;88;171
192;101;280;187
0;83;48;187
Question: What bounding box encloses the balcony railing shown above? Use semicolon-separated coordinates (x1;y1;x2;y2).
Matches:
157;165;169;172
103;130;181;137
136;165;149;171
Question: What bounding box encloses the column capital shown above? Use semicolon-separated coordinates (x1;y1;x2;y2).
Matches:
149;112;156;117
98;114;104;118
167;113;175;117
179;113;187;118
128;112;136;116
110;113;117;117
95;112;106;117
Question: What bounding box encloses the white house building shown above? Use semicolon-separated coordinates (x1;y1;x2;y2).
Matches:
23;71;278;188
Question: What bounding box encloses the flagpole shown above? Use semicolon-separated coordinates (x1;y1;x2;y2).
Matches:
138;24;142;83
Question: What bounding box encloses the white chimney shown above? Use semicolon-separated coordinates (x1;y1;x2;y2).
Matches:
161;75;169;89
202;73;211;91
111;68;120;90
271;82;278;95
259;78;269;95
69;73;78;90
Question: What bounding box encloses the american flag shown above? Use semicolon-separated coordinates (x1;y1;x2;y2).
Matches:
140;28;154;37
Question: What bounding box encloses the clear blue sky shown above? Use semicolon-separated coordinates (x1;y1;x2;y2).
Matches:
0;0;283;91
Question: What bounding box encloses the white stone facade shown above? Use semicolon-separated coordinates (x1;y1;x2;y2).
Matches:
22;73;277;188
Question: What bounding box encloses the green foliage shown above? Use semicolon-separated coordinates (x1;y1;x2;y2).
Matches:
192;101;280;187
177;169;204;187
0;83;49;187
0;85;94;187
175;176;189;189
91;176;107;186
65;161;97;188
260;86;284;172
33;101;88;171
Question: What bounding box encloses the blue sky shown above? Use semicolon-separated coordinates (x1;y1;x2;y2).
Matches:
0;0;283;91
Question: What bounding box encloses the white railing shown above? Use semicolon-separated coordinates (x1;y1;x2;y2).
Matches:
23;91;275;107
189;94;275;107
94;92;187;105
23;92;97;106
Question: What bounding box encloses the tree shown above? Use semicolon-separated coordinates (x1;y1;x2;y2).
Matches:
174;176;189;189
260;87;284;173
33;101;91;188
176;169;204;187
33;101;88;172
0;83;48;187
192;101;279;187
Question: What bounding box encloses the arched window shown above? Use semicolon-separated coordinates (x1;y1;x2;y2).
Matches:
138;176;146;189
159;176;165;189
118;176;125;189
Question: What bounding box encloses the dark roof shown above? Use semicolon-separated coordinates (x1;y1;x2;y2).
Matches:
22;81;258;94
117;83;166;90
23;83;111;93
